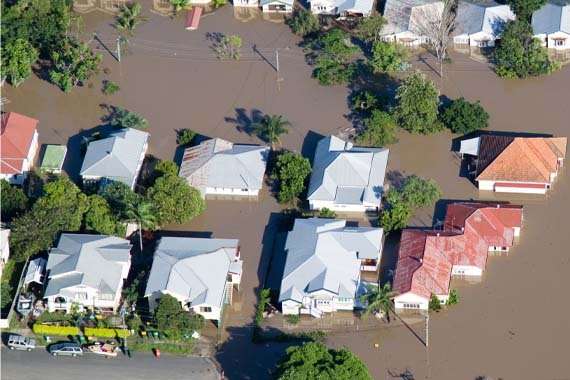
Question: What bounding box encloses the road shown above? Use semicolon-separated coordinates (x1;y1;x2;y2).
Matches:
0;348;221;380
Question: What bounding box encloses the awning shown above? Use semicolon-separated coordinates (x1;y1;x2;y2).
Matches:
459;137;480;156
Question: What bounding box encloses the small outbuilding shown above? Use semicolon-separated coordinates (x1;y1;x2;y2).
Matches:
40;145;67;174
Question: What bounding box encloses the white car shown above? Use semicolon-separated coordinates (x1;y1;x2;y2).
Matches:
7;335;36;351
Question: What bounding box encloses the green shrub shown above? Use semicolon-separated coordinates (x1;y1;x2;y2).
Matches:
285;314;300;325
441;97;489;134
177;129;196;146
428;294;442;312
102;80;120;95
317;208;336;218
255;288;271;326
33;324;80;336
286;9;320;37
447;289;459;306
36;311;75;325
84;327;131;338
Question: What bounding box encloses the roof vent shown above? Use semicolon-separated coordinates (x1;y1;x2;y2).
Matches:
496;204;500;208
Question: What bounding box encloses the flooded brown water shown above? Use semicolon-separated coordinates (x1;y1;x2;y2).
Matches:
3;4;570;379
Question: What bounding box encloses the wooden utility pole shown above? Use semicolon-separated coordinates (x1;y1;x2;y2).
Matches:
116;37;122;63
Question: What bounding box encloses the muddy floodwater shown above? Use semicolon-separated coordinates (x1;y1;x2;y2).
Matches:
4;4;570;379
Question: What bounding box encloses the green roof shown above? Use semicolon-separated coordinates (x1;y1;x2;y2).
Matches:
40;145;67;171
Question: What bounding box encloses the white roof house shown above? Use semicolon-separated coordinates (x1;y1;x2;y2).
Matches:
279;218;383;317
80;128;149;190
381;0;444;46
44;234;132;313
310;0;374;17
532;2;570;50
453;0;515;47
260;0;294;12
307;136;389;213
144;237;243;321
179;138;269;198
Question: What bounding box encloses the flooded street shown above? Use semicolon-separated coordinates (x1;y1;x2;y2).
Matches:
4;3;570;379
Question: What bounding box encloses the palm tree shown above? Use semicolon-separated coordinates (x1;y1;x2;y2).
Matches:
252;114;290;149
116;3;145;36
126;201;157;251
360;282;396;322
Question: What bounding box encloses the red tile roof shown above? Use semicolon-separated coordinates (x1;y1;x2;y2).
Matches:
1;112;38;175
393;202;523;300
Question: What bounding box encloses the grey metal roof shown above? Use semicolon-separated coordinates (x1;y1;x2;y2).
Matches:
144;237;241;308
454;1;515;37
80;128;149;188
307;136;389;207
279;218;383;303
532;3;570;34
179;138;269;196
45;234;132;298
331;0;374;15
382;0;442;35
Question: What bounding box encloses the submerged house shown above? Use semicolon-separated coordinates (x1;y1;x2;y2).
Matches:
453;0;515;47
393;202;523;310
532;2;570;50
179;138;269;198
144;237;243;321
279;218;383;318
0;112;39;185
460;135;567;194
44;234;133;313
307;136;389;213
80;128;149;190
310;0;374;17
380;0;444;47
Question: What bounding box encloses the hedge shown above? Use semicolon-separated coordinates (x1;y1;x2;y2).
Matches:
84;327;130;338
33;324;80;336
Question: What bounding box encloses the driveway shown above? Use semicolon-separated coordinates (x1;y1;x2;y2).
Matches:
0;347;221;380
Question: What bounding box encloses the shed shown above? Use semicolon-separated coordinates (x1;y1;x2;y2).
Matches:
40;145;67;174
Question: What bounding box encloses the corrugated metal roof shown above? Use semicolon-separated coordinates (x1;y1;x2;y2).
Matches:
533;3;570;35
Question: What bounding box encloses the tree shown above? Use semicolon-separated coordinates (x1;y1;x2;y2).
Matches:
494;20;559;79
99;181;142;220
106;106;149;130
349;89;383;117
394;72;442;134
441;97;489;134
412;0;456;78
0;180;29;222
429;293;442;312
360;283;396;322
146;172;205;226
126;201;156;251
211;0;227;8
116;2;145;36
368;41;408;73
1;38;38;87
177;129;196;146
447;289;459;305
0;281;13;310
213;34;242;60
170;0;189;14
286;9;320;37
318;208;337;218
154;160;179;178
252;115;290;148
84;195;125;236
49;37;102;93
10;176;88;261
507;0;546;22
275;342;372;380
355;15;387;44
102;80;120;95
400;175;442;208
355;110;398;147
154;294;205;340
311;29;359;86
380;195;412;232
272;152;311;204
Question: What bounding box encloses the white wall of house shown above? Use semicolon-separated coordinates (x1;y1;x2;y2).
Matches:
394;292;429;310
382;32;427;47
261;1;292;12
0;229;10;264
147;289;226;321
46;284;121;313
283;289;356;316
309;199;378;213
477;180;549;194
233;0;259;6
191;304;222;321
451;265;482;277
282;300;301;315
310;0;337;15
204;186;260;197
535;31;570;50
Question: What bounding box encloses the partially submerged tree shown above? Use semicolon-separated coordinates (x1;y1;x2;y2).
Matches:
368;41;409;74
177;129;196;146
49;38;102;93
286;9;320;37
107;106;149;130
213;34;242;61
355;15;387;45
394;72;442;134
429;293;442;311
311;28;359;86
441;97;489;134
360;283;396;322
413;0;457;78
1;39;38;87
170;0;189;15
272;152;312;204
252;114;290;148
275;342;372;380
355;110;398;147
116;2;145;36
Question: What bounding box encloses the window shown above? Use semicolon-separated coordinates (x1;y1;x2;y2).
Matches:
555;39;565;47
403;303;420;309
241;188;248;192
478;41;488;48
75;292;88;300
200;306;212;313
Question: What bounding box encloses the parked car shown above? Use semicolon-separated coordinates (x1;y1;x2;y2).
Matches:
7;335;36;351
48;342;83;357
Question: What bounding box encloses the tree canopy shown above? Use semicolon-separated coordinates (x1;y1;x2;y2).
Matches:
1;38;38;87
0;180;29;222
252;115;290;147
84;194;125;236
394;72;442;134
49;37;102;93
311;29;359;86
507;0;546;21
494;20;559;79
355;15;387;44
272;152;312;204
154;294;204;340
369;41;408;73
355;110;398;147
286;9;320;37
106;106;149;130
360;283;396;322
441;97;489;134
275;342;372;380
99;181;142;220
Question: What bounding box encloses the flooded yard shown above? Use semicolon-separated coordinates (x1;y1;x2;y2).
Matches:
3;3;570;379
